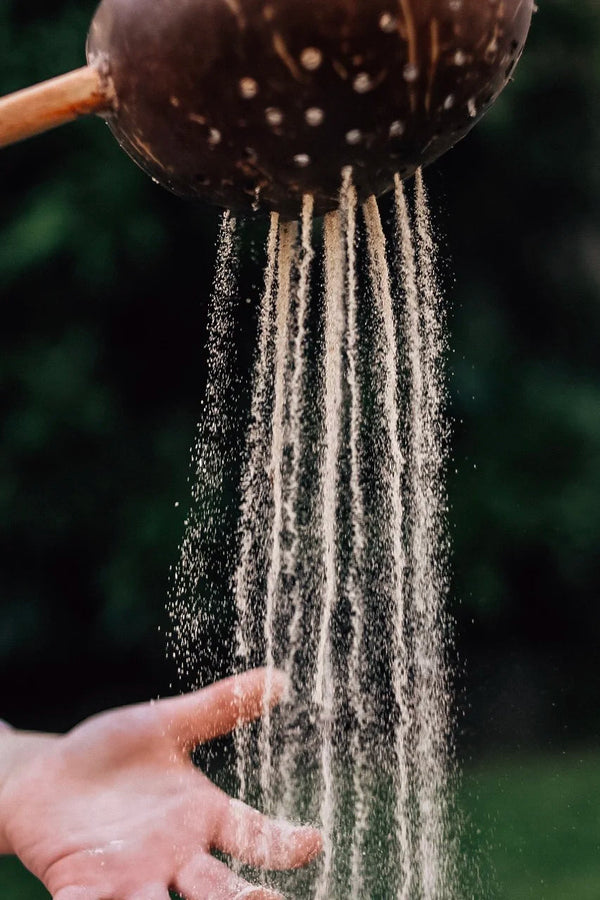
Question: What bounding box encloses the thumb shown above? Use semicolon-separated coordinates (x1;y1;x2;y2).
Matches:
157;668;287;749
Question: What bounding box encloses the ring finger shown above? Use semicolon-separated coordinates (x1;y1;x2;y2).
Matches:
175;853;282;900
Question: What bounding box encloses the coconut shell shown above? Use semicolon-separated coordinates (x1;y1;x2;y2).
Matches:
87;0;534;218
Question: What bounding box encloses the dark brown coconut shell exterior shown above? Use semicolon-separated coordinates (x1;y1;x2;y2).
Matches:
87;0;534;218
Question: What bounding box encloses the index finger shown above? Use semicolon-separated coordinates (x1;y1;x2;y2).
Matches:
158;668;287;749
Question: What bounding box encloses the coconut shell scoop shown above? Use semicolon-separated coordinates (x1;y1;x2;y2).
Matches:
0;0;534;217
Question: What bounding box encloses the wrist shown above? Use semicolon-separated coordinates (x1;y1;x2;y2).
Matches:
0;725;58;855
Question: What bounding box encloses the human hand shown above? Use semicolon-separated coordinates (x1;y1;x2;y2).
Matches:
0;670;321;899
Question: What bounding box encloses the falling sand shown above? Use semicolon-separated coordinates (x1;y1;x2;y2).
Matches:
168;210;238;687
233;212;279;809
261;219;298;811
340;169;370;900
171;170;456;898
364;192;415;899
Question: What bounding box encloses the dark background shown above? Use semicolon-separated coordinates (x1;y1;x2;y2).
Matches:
0;0;598;781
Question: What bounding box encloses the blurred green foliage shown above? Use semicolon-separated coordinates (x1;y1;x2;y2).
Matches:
461;751;600;899
0;0;599;757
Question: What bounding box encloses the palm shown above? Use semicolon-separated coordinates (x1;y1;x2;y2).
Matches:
1;671;321;900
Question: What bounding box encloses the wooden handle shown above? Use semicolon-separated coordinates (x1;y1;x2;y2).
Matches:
0;66;115;149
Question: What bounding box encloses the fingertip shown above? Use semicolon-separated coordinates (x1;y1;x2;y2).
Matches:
291;825;324;868
236;667;286;691
241;667;288;707
266;821;324;870
307;827;324;860
265;668;288;705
